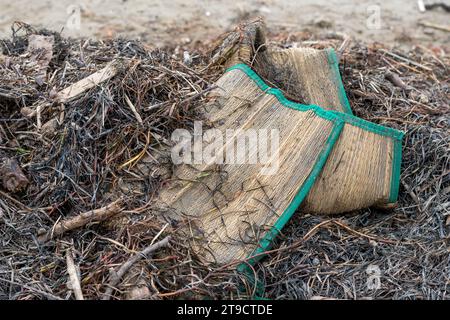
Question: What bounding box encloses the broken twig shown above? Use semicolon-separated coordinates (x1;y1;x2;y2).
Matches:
102;236;171;300
38;199;123;242
66;248;84;300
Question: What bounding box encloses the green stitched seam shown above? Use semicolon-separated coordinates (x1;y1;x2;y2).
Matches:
326;48;354;115
224;63;404;298
226;64;404;141
330;111;404;140
240;120;344;267
389;138;403;203
236;120;344;299
226;64;340;122
227;63;344;298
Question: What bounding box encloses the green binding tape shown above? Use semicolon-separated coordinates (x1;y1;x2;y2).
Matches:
223;63;404;298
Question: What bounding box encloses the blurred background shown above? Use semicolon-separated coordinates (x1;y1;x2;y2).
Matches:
0;0;448;48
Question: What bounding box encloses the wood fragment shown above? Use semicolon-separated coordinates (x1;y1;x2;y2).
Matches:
38;199;123;242
102;236;171;300
22;59;123;126
0;154;29;193
337;36;352;58
57;60;119;102
302;219;398;244
27;34;54;80
311;295;340;300
0;190;32;212
402;180;423;212
0;277;63;300
419;21;450;33
66;248;84;300
385;71;411;90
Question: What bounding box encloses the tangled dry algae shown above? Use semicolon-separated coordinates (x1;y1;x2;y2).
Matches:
1;24;245;300
156;65;342;264
0;21;448;300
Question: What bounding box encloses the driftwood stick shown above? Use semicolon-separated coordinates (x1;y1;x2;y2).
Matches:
66;248;84;300
22;60;122;127
56;60;119;103
124;94;143;124
102;236;171;300
380;49;432;72
385;71;411;90
38;199;123;242
419;21;450;33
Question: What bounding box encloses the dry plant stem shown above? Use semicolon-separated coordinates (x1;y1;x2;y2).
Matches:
66;248;84;300
38;199;123;242
102;236;171;300
302;219;398;244
380;49;432;71
0;277;63;300
124;94;143;124
1;21;447;300
419;21;450;32
385;71;410;90
0;190;32;211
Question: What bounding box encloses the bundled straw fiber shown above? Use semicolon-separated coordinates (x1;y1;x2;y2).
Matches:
256;46;403;214
157;65;342;264
301;114;403;214
225;20;404;215
254;47;352;114
156;21;404;264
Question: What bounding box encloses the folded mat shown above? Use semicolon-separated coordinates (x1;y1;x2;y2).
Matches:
155;22;404;265
226;22;404;215
157;65;343;264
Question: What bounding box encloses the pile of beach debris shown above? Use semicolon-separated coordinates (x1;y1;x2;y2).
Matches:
0;21;448;300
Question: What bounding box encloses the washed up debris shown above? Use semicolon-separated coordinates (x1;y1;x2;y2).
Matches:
419;21;450;32
155;21;404;265
27;34;54;84
0;152;29;192
22;59;124;129
37;199;124;242
0;21;448;300
65;248;84;300
102;236;171;300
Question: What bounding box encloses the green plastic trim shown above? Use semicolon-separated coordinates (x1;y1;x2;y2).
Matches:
226;64;341;122
240;120;344;267
224;63;404;298
227;64;404;141
326;48;353;115
236;122;343;298
226;63;405;199
330;111;404;140
389;138;403;203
